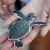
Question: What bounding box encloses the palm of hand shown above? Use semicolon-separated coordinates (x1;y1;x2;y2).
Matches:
0;0;50;50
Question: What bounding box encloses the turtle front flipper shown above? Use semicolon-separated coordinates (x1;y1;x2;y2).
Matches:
31;22;46;26
14;40;23;48
12;10;27;20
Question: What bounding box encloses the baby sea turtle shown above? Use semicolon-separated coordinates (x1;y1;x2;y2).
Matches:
8;10;46;48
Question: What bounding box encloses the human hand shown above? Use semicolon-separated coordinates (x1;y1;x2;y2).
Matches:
0;0;15;20
0;0;50;50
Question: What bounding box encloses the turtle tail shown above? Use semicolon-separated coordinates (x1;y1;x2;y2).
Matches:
14;40;23;48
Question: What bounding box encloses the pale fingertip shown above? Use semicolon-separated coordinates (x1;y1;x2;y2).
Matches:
40;26;49;37
3;22;7;28
3;19;11;28
3;15;17;28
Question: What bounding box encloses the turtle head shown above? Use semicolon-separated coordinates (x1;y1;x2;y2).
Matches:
27;13;35;23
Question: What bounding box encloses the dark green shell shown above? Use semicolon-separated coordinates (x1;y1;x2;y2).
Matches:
9;19;30;40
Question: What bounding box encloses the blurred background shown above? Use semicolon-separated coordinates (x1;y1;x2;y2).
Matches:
0;0;50;50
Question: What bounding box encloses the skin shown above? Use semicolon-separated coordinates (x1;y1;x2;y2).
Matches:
0;0;50;50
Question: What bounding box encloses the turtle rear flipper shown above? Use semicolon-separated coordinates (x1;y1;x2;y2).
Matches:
31;22;46;26
14;40;23;48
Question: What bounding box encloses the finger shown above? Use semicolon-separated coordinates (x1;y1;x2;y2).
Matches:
0;1;5;15
0;40;14;50
0;32;8;44
40;25;50;37
8;4;15;12
3;15;18;28
21;26;40;47
12;47;22;50
40;12;50;37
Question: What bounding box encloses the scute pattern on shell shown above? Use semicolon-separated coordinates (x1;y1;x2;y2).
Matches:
9;19;30;40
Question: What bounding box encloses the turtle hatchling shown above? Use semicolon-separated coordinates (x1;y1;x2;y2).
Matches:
8;10;46;48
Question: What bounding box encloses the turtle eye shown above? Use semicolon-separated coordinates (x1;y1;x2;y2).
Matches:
29;13;36;17
32;13;36;17
13;11;16;13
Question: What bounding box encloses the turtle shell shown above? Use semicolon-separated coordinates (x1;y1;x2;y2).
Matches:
8;19;30;40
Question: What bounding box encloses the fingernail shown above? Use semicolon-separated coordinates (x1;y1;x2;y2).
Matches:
3;23;6;28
